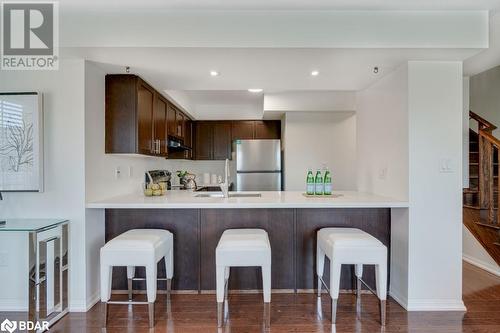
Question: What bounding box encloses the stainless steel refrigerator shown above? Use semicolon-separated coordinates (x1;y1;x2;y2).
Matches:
235;139;282;191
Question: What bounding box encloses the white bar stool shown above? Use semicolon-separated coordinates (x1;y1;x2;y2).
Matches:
316;228;387;325
100;229;174;327
216;229;271;328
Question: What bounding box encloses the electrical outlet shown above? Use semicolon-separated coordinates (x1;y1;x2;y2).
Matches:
115;167;121;179
128;166;133;178
0;252;8;267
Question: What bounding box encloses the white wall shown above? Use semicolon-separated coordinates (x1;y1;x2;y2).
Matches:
283;112;357;191
0;59;88;310
407;61;464;310
357;65;409;200
357;61;465;311
470;65;500;137
463;77;470;189
264;91;356;112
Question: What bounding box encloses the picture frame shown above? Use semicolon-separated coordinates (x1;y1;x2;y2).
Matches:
0;92;44;192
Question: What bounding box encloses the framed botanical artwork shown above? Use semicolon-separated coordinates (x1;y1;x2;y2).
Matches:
0;92;44;192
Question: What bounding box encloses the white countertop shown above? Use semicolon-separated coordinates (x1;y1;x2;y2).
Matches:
86;191;408;209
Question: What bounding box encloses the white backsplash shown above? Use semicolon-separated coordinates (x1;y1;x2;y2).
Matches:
85;154;231;202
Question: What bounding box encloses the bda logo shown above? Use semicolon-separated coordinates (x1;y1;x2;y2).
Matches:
0;319;17;333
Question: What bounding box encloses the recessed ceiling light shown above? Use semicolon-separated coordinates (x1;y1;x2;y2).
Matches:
373;66;379;74
311;70;319;76
210;70;219;77
248;88;263;93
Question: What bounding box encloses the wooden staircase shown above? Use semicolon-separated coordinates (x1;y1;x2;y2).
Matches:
463;111;500;266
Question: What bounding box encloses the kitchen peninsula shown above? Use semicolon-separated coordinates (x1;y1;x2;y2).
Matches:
87;191;407;293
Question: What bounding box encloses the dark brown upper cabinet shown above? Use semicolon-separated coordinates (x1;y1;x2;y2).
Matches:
194;121;214;160
194;120;280;160
231;121;255;141
136;80;155;155
213;122;232;160
106;74;191;157
255;120;281;139
154;95;168;157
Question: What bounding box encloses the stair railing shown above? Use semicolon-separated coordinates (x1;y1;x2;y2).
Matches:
470;111;499;225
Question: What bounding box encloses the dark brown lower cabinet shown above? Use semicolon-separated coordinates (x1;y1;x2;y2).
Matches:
105;208;390;292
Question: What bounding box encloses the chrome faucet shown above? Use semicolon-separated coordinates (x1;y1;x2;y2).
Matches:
219;159;230;198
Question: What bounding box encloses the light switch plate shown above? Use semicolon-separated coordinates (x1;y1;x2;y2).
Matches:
0;252;8;267
440;158;454;173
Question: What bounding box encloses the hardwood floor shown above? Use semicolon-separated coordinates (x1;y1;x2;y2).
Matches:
2;262;499;332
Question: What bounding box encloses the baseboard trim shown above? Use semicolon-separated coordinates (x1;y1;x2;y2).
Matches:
69;292;101;313
389;289;408;310
406;299;466;311
463;255;500;277
0;299;26;311
390;290;466;311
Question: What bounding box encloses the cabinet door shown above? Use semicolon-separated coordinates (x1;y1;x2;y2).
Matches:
213;122;232;160
176;110;185;139
255;120;281;139
137;81;155;154
231;121;255;141
154;95;168;156
194;122;213;160
166;104;177;138
184;119;193;159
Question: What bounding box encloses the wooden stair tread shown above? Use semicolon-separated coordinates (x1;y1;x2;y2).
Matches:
476;222;500;230
463;204;480;209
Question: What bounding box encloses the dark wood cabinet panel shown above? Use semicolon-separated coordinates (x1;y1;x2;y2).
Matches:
166;104;177;138
106;74;193;158
213;122;232;160
105;209;200;291
176;110;185;139
231;121;255;141
295;208;390;291
194;122;213;160
137;81;155;155
105;75;137;153
200;209;295;291
183;119;193;159
104;208;390;292
154;95;168;157
255;120;281;139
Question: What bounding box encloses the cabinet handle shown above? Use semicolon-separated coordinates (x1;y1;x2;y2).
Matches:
157;140;161;154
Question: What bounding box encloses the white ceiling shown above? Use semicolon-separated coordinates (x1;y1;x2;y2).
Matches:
61;0;500;12
68;47;479;92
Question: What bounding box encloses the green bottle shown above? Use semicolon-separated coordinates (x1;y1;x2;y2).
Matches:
315;170;324;195
324;168;332;195
306;169;315;195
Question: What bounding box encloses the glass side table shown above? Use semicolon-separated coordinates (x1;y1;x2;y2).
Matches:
0;219;69;332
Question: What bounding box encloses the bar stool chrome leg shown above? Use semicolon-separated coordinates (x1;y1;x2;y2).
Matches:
331;299;338;324
166;278;172;300
148;303;155;328
264;303;271;329
217;302;224;327
103;302;109;325
380;300;386;326
127;279;133;301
